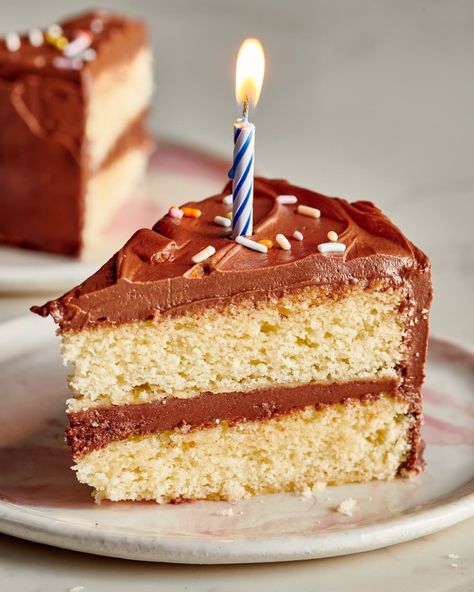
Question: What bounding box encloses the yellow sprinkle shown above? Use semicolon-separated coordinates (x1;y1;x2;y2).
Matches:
258;239;273;249
276;233;291;251
45;32;68;49
327;230;338;242
297;204;321;219
225;211;233;220
56;36;69;49
181;207;202;219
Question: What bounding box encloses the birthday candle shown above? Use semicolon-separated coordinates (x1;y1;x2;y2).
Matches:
229;117;255;237
229;39;265;239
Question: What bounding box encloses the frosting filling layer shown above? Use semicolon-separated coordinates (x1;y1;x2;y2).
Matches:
67;379;401;458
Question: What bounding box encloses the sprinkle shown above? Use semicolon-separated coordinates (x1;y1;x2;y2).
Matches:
235;236;268;253
5;32;20;52
53;56;82;70
225;211;233;220
327;230;338;242
63;31;92;58
276;233;291;251
181;207;201;219
82;48;96;62
336;497;357;517
448;553;459;559
214;215;231;228
293;230;304;241
222;194;233;205
46;32;68;50
46;24;63;38
297;204;320;219
317;242;346;254
168;206;183;220
191;245;216;264
450;563;458;569
28;28;43;47
277;194;298;205
258;239;273;249
90;18;104;34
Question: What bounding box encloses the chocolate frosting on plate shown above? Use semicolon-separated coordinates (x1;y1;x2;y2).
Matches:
33;177;431;331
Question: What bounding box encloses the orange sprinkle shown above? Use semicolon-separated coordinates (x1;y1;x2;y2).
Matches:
181;207;202;219
258;239;273;249
225;211;233;220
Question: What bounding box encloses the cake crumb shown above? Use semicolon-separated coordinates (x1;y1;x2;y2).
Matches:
447;553;459;559
212;507;234;516
336;497;357;517
301;482;327;498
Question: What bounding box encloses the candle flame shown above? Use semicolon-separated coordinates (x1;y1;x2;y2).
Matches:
235;38;265;114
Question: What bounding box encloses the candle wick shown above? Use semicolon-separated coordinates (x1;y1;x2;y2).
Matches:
242;94;249;120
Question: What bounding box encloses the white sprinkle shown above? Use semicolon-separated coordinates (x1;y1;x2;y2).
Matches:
5;32;20;52
82;48;96;62
336;497;357;517
91;421;99;428
47;24;63;38
235;235;268;253
68;587;85;592
277;194;298;205
317;242;346;254
293;230;304;241
297;204;320;219
213;215;231;228
448;553;459;559
63;32;92;58
28;28;43;47
222;194;233;205
276;233;291;251
90;18;104;34
450;563;458;569
191;245;216;264
327;230;339;242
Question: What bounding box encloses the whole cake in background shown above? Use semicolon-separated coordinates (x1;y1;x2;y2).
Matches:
33;177;433;503
0;11;153;256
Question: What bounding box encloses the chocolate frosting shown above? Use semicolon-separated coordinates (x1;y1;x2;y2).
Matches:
67;379;399;459
33;177;431;329
0;11;149;255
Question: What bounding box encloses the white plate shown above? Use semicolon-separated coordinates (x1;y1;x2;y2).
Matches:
0;316;473;564
0;142;229;294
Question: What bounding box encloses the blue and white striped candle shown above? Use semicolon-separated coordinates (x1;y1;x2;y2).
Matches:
229;116;255;237
229;38;265;239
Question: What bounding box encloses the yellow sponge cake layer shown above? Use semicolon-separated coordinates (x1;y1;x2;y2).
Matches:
64;283;408;412
73;394;413;503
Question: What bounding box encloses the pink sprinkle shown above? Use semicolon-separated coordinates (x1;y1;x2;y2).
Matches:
53;56;81;70
293;230;304;241
168;206;183;220
277;194;298;205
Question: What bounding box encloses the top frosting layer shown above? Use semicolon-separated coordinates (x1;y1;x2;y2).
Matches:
33;177;430;331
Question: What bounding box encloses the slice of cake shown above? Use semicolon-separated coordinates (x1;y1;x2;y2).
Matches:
0;11;153;256
33;177;432;503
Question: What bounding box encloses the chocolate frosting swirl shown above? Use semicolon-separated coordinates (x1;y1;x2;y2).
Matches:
32;177;430;331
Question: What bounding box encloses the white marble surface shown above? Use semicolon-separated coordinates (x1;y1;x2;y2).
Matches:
0;0;473;589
